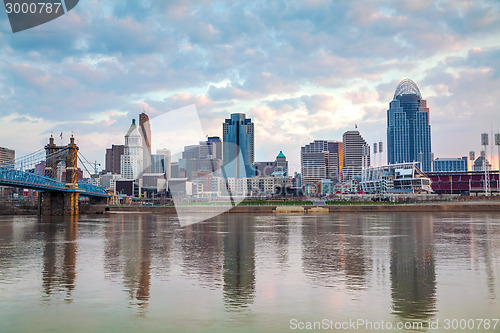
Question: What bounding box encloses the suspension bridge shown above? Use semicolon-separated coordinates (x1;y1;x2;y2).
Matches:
0;135;109;215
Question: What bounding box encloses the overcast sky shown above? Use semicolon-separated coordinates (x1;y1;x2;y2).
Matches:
1;0;499;172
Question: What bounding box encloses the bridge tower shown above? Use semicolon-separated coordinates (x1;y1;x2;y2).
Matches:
40;135;80;216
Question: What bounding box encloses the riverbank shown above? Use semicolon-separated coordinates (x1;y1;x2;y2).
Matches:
3;201;499;216
108;201;500;214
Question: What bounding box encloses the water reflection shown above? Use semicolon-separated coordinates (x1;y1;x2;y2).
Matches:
390;214;437;321
301;216;344;287
104;214;154;312
340;215;371;290
221;215;256;310
40;215;78;302
434;213;499;300
301;215;371;290
0;212;499;332
180;220;224;288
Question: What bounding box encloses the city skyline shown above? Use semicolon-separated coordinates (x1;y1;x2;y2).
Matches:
0;1;499;171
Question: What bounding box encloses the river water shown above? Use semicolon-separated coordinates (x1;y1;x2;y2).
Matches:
0;212;499;332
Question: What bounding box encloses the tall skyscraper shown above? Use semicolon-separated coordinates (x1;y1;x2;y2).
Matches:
120;119;143;180
387;78;432;172
342;131;369;182
301;140;342;187
105;144;124;174
139;112;152;174
222;113;254;178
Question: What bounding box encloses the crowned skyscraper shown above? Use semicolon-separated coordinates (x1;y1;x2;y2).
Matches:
387;79;432;172
120;119;143;180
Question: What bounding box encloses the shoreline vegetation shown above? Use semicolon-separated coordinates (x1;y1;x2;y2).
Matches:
1;198;500;215
106;201;500;214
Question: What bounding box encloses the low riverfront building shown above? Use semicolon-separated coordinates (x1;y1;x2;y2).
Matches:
360;162;432;194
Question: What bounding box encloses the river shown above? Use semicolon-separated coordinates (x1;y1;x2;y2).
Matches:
0;212;499;332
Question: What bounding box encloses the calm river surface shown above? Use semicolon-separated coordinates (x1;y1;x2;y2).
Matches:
0;212;499;332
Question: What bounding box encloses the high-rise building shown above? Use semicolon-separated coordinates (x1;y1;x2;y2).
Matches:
327;141;343;178
105;144;124;174
171;162;179;178
207;136;222;160
179;158;222;181
0;147;15;167
151;154;166;174
182;145;200;160
120;119;143;180
0;147;15;198
387;78;432;172
139;112;152;174
199;140;216;159
301;140;342;187
156;149;171;179
222;113;254;178
342;131;369;182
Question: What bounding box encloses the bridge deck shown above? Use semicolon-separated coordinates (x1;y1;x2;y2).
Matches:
0;167;109;197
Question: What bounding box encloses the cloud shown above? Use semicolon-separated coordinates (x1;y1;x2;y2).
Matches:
0;0;499;169
343;86;379;105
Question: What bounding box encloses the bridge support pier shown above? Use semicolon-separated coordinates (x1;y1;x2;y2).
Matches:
79;196;107;214
40;191;79;216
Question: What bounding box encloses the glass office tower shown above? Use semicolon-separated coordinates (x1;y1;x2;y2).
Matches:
387;79;432;172
223;113;254;178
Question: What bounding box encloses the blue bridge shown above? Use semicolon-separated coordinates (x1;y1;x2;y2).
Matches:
0;135;109;215
0;166;108;197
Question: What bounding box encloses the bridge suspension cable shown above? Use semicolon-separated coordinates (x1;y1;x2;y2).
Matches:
4;147;71;174
77;152;99;186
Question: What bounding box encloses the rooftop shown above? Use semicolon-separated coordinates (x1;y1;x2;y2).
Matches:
394;78;422;99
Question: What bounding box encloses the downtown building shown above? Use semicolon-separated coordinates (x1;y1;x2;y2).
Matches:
274;151;288;176
105;144;124;174
300;140;343;190
207;136;222;160
254;151;289;177
222;113;254;178
341;131;369;182
152;149;172;179
139;112;152;174
0;147;15;167
433;157;468;172
0;147;15;198
199;140;216;159
387;79;432;172
120;119;143;180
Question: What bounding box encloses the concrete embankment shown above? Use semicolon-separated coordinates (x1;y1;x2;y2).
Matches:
107;201;500;215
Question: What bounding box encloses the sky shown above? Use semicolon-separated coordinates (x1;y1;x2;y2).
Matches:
0;0;499;173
